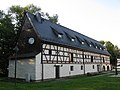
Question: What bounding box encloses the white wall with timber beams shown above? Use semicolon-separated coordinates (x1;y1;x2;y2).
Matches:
8;43;111;81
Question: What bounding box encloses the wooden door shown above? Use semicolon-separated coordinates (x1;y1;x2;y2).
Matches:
55;66;60;79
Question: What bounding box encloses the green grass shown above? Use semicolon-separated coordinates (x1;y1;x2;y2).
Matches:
0;74;120;90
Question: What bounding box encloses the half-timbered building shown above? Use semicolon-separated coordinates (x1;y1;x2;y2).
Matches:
8;12;111;81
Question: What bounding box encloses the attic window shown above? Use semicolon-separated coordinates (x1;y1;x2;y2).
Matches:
65;32;75;42
103;47;106;51
71;37;75;42
76;36;84;44
91;42;96;48
51;26;63;38
82;41;84;45
84;39;90;46
89;44;92;47
58;33;63;38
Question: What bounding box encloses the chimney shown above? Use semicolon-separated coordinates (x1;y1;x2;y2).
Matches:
35;12;42;23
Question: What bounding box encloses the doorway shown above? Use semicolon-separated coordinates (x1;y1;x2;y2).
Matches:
55;66;60;79
97;65;100;72
103;66;105;71
107;66;109;71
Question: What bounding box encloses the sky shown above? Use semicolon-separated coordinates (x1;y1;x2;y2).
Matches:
0;0;120;47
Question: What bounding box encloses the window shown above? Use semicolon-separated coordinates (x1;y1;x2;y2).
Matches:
82;41;84;45
58;33;63;38
103;57;105;62
76;36;81;43
91;42;96;48
49;49;52;55
93;65;94;69
70;66;74;71
71;38;75;42
70;53;73;62
89;44;92;47
81;65;83;70
51;26;63;38
65;32;75;42
84;39;91;46
91;56;93;62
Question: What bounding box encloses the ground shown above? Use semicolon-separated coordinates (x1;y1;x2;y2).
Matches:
0;72;120;90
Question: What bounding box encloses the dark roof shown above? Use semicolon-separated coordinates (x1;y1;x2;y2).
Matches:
26;12;110;56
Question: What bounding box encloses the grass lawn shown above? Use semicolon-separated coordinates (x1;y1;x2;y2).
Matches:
0;74;120;90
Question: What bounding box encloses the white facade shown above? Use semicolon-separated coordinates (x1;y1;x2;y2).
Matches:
8;43;111;81
8;58;36;80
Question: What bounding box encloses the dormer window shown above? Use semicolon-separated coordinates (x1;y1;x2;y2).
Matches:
91;42;96;48
104;48;106;51
84;39;91;46
51;26;63;39
100;47;102;50
58;33;63;38
89;44;92;47
96;46;97;49
76;36;84;45
65;32;75;42
71;38;75;42
82;41;84;45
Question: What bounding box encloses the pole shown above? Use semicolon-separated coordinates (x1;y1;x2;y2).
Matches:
41;43;44;81
14;46;19;86
15;49;17;86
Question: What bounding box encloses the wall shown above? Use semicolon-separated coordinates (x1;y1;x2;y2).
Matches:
40;63;99;80
8;58;35;80
35;53;42;80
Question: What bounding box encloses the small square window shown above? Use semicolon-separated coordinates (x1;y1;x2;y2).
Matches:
70;66;74;71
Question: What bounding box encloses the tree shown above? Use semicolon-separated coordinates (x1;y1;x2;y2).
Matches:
100;40;120;66
8;4;58;30
0;11;15;75
0;4;59;75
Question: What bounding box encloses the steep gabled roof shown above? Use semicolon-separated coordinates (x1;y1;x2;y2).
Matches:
26;12;110;56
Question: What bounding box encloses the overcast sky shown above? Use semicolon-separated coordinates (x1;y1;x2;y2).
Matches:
1;0;120;47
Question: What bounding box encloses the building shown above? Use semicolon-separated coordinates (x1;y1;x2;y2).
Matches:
8;12;111;81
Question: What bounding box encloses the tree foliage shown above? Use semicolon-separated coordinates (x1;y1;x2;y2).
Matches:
0;11;15;75
0;4;58;75
100;40;120;66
